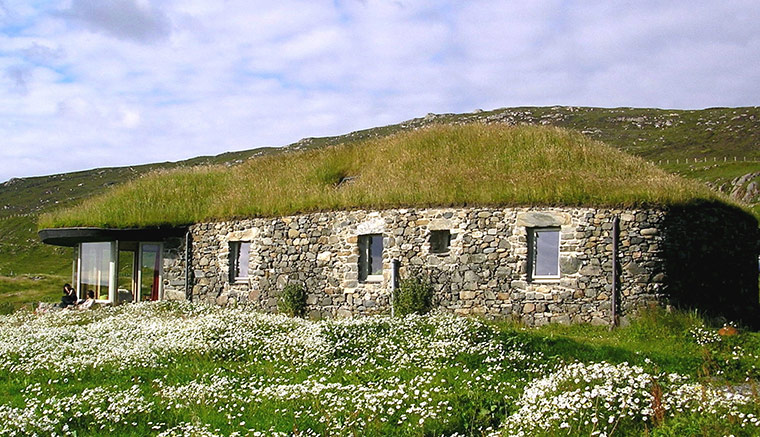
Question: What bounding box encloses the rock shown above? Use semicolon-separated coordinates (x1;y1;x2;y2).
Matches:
624;261;647;276
516;211;569;227
460;291;476;300
718;326;739;336
579;260;602;276
560;256;580;274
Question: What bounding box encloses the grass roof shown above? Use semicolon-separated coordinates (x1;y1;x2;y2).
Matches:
39;124;725;229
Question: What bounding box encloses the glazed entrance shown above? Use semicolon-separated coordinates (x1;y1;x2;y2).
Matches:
78;241;162;304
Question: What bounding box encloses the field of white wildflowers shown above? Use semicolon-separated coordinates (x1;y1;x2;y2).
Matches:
0;301;758;436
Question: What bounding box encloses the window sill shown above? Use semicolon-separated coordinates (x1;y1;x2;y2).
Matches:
529;277;561;283
361;274;383;284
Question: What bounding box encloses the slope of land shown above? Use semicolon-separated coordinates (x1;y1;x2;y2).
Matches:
39;124;720;229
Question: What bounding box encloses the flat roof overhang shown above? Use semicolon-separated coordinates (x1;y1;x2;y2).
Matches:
38;226;189;247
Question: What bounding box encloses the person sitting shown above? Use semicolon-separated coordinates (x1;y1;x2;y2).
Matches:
59;284;77;308
77;290;96;310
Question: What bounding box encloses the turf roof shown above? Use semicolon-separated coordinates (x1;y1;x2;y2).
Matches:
39;124;725;229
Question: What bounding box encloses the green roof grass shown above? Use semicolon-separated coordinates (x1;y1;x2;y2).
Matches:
39;124;726;229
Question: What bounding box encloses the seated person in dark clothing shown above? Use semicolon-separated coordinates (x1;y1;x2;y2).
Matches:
60;283;77;308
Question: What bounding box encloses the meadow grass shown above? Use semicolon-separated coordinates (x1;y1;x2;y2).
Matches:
0;302;758;436
0;274;68;314
39;124;723;229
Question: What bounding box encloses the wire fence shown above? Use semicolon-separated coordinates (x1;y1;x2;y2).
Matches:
0;213;34;220
657;156;760;165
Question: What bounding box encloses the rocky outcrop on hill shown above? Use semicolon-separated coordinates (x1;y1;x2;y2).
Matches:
709;172;760;206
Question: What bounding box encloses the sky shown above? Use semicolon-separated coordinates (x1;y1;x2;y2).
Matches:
0;0;758;183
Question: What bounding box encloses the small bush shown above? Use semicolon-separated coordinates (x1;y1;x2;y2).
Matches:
393;276;434;316
277;283;307;317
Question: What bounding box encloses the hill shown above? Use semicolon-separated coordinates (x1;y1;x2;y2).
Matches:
39;124;720;228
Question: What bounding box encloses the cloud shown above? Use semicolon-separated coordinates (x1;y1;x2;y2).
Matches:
21;42;64;64
0;0;758;183
4;64;30;94
61;0;171;43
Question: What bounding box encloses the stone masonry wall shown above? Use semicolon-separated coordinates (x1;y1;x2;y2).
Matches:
187;207;670;325
162;236;187;301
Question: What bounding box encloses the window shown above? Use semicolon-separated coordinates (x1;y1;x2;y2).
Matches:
358;234;383;282
429;230;451;254
229;241;250;282
80;242;114;301
528;228;560;280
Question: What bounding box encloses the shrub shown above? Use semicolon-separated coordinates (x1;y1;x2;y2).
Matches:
277;283;307;317
393;276;433;316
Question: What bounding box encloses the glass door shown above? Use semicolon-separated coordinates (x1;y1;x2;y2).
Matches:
78;242;117;303
117;248;137;303
138;243;162;302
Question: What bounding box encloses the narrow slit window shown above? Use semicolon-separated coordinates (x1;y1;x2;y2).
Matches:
229;241;251;282
358;234;383;282
529;228;560;280
429;230;451;254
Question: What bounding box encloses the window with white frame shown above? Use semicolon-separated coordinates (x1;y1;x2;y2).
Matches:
358;234;383;282
229;241;250;282
528;228;560;280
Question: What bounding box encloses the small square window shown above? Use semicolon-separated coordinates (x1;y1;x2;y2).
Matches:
229;241;250;282
358;234;383;282
528;228;560;280
429;230;451;254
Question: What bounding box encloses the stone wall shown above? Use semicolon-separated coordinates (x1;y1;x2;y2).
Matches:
186;207;674;325
162;236;187;301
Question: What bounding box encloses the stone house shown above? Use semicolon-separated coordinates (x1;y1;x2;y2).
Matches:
39;202;760;326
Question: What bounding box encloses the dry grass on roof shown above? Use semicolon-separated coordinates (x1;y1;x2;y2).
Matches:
39;124;724;229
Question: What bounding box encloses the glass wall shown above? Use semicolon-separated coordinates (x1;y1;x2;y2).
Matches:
139;243;162;302
117;249;136;303
77;241;162;304
79;242;114;301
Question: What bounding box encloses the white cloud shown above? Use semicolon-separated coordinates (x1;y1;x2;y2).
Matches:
0;0;758;182
61;0;171;43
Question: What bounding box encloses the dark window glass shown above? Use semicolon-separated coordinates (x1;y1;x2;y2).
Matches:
430;230;451;253
530;228;560;278
358;234;383;281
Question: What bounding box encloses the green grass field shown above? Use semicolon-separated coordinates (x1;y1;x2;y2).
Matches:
0;303;757;436
0;274;68;314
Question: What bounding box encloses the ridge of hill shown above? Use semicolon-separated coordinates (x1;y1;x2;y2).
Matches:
1;106;758;279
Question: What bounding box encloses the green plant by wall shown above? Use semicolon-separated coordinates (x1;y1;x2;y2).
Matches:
393;276;434;316
277;283;307;318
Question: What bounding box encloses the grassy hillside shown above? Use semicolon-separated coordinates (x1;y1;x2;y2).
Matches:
39;124;720;229
662;161;760;216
